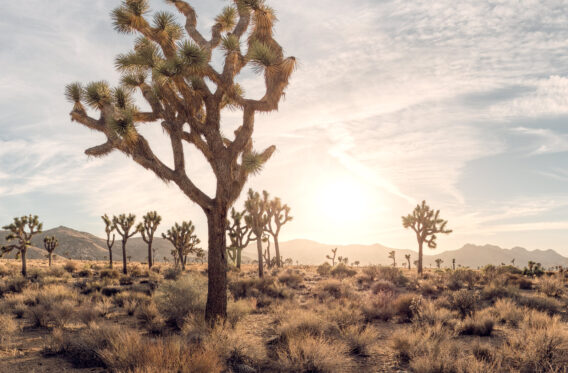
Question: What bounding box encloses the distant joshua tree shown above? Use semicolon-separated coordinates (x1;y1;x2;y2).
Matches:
162;221;200;271
413;260;419;268
137;211;162;269
262;234;272;268
452;258;456;270
265;196;292;267
435;258;443;269
226;208;252;270
388;250;396;267
113;213;138;274
402;200;452;275
511;258;515;267
405;254;411;270
326;248;338;266
1;215;43;277
284;258;294;266
101;214;116;269
43;236;59;267
353;260;360;267
244;189;269;277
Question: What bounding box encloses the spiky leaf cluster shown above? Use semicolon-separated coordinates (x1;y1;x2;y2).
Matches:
402;200;452;249
43;236;59;253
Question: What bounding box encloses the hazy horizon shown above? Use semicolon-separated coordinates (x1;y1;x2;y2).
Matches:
1;0;568;254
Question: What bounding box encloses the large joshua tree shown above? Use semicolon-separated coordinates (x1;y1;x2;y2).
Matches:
137;211;162;268
244;189;269;278
402;200;452;275
0;215;43;277
113;213;138;274
226;207;252;269
43;236;59;267
265;196;292;267
102;214;116;269
162;221;200;271
65;0;295;322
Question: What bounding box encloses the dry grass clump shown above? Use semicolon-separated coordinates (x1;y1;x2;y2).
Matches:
447;268;480;290
323;303;364;329
0;276;28;295
490;298;524;327
226;298;255;327
63;261;79;273
480;282;518;301
278;269;304;288
458;311;495;336
340;324;379;356
229;276;290;301
100;268;120;279
445;289;479;318
515;293;562;314
0;314;19;345
361;265;407;286
330;263;357;279
275;309;339;344
538;275;565;298
362;291;396;321
135;301;166;334
23;284;78;328
317;279;352;299
273;334;353;373
412;298;457;328
317;262;332;276
371;279;396;294
155;273;207;329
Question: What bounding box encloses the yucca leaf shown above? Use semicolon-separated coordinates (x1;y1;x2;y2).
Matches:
177;40;207;69
215;6;237;32
221;34;240;56
65;82;83;103
113;87;134;109
84;81;111;110
153;11;183;41
242;151;265;175
120;72;147;88
247;41;278;73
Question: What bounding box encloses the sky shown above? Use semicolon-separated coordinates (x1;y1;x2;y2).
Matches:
1;0;568;256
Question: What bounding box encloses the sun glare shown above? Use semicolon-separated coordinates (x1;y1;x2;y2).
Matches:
317;177;371;226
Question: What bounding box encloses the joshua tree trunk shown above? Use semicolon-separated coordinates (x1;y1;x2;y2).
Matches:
48;252;52;267
147;238;153;268
273;236;281;268
417;238;424;275
205;207;228;322
256;237;264;278
21;248;27;277
122;240;127;275
109;249;113;269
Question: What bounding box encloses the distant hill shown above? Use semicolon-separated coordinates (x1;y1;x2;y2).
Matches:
243;239;568;269
1;227;566;269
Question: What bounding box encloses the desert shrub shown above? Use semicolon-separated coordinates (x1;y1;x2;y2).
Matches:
449;268;480;289
490;298;523;327
0;314;18;344
393;293;420;322
63;261;79;273
119;275;134;286
340;325;378;356
364;265;408;286
77;305;101;326
362;291;396;321
135;302;165;334
0;276;28;295
275;309;339;344
323;304;363;329
163;267;182;280
278;269;304;288
515;294;562;314
205;323;265;372
317;262;332;276
446;289;479;318
76;268;91;278
480;282;518;301
227;298;255;327
317;279;352;299
391;323;458;367
273;334;353;373
371;279;396;294
99;268;120;279
49;300;75;328
330;263;356;279
155;273;207;329
458;312;495;336
229;277;290;301
538;276;564;298
412;299;457;328
517;277;533;290
418;279;440;296
502;310;568;372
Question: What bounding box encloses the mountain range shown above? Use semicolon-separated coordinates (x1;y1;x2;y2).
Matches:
1;226;566;269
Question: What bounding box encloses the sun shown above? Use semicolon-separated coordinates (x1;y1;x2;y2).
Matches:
316;177;370;226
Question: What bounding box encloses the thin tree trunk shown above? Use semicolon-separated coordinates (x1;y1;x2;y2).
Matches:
122;240;127;275
256;238;264;277
274;235;281;267
236;248;242;269
148;239;153;269
205;206;228;324
48;252;52;267
109;248;113;269
21;249;27;277
418;239;423;275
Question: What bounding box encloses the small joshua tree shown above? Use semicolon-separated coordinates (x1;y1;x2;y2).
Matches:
1;215;43;277
162;221;200;271
405;254;411;270
244;189;269;277
262;234;272;269
326;248;338;266
388;250;396;267
137;211;162;269
65;0;296;323
435;258;443;269
113;213;138;274
226;208;252;269
43;236;59;267
265;195;292;267
402;200;452;275
102;214;116;268
452;258;456;270
353;260;360;267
